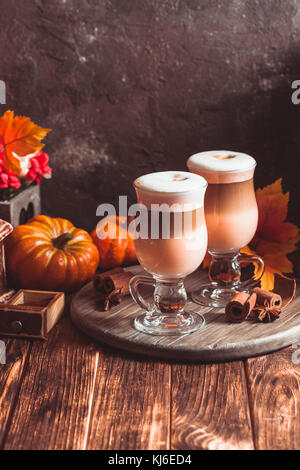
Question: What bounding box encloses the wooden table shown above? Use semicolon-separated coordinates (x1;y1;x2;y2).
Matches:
0;305;300;450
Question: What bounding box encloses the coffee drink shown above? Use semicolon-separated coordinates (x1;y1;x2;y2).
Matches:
187;151;258;253
133;171;208;278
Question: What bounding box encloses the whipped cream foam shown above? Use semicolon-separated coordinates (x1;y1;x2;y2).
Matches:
134;171;207;208
134;171;207;193
187;150;256;184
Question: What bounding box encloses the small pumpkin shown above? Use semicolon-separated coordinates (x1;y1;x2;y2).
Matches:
91;216;136;270
5;215;99;292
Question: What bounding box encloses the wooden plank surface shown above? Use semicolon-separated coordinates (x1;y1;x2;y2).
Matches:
71;268;300;362
2;316;99;450
86;348;171;450
245;346;300;450
171;361;254;450
0;338;31;447
0;301;299;449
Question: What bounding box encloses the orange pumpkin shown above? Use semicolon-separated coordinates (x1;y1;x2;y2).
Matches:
5;215;99;292
91;216;136;269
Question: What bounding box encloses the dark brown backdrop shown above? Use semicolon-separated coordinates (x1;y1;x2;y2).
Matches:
0;0;299;231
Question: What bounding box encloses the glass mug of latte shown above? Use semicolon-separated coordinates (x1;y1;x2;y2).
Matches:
129;171;208;335
187;151;264;308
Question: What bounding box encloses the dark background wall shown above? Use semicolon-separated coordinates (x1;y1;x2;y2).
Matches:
0;0;300;231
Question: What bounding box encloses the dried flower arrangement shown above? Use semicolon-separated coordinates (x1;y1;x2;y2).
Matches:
0;110;51;201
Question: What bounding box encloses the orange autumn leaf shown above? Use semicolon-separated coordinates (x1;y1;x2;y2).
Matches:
255;178;298;243
240;243;293;291
0;110;51;175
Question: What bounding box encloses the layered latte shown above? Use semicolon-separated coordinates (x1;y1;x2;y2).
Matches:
187;151;258;253
133;171;208;279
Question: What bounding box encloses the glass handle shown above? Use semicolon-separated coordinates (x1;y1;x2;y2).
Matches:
238;253;265;289
129;275;155;312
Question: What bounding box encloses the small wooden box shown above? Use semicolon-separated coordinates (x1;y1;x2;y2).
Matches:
0;290;65;340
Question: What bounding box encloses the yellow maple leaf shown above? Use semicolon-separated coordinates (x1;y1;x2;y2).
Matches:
0;110;51;175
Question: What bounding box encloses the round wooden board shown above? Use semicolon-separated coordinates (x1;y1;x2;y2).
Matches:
71;266;300;362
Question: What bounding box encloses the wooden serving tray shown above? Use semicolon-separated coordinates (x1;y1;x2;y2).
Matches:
71;266;300;362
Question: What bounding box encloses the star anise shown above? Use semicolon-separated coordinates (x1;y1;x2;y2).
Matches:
98;288;124;311
253;306;282;323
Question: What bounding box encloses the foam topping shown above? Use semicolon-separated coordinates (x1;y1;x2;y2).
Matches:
134;171;207;194
187;150;256;173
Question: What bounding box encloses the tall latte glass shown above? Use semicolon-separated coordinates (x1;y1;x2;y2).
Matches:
187;151;264;308
129;171;208;335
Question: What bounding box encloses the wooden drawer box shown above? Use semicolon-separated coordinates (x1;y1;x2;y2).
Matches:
0;290;65;340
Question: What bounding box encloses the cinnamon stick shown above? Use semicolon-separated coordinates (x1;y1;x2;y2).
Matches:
102;270;134;296
93;267;124;292
93;267;134;311
225;275;296;324
253;287;282;309
251;277;295;323
225;291;257;323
